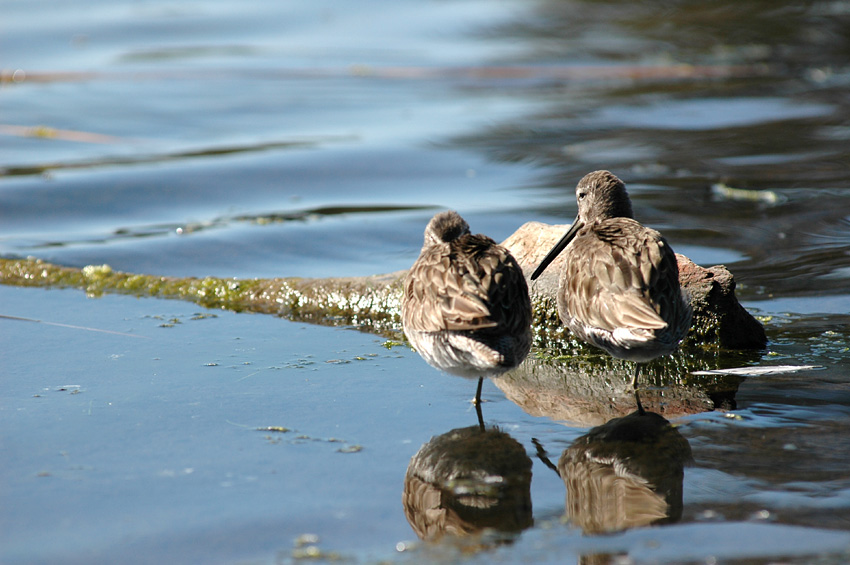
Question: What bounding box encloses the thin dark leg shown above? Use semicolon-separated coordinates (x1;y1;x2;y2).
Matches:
475;398;485;431
631;364;641;389
532;438;561;478
474;378;485;430
634;388;646;416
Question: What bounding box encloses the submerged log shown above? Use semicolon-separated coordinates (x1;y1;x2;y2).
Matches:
0;222;765;350
0;258;407;335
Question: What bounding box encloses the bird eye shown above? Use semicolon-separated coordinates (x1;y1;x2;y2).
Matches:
578;191;587;200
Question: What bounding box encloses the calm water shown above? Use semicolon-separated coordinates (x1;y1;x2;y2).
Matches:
2;1;850;563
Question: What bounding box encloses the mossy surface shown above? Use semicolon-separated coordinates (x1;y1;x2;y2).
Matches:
0;257;405;336
0;256;746;350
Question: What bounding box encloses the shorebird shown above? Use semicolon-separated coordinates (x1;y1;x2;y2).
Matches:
402;211;532;408
530;170;691;388
403;425;533;543
558;402;692;533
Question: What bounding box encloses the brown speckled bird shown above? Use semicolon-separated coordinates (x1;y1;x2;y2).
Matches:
530;170;691;387
558;405;692;534
402;211;532;406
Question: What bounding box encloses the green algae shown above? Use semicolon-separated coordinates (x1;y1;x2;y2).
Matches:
1;257;405;336
0;256;763;351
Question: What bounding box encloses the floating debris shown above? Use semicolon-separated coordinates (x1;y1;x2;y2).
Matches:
294;533;320;547
0;123;123;144
190;313;218;320
692;365;820;377
257;426;291;433
290;533;344;561
711;183;784;205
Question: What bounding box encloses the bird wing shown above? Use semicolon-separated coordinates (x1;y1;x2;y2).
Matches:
403;234;530;333
562;219;679;332
470;238;533;336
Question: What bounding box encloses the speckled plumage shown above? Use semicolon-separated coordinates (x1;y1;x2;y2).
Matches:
531;171;691;383
558;406;692;533
402;211;532;404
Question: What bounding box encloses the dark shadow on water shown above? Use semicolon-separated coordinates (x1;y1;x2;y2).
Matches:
560;404;692;534
535;394;692;563
402;425;533;552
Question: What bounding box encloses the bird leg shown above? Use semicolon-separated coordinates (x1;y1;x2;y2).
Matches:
475;398;485;431
634;388;646;416
532;438;561;478
631;364;641;390
474;377;485;430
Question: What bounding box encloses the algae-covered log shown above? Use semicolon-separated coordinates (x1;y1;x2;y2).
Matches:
0;258;407;336
0;222;766;349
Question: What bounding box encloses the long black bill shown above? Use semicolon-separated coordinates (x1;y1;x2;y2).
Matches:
529;219;583;280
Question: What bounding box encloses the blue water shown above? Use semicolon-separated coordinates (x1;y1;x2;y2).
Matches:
3;0;850;563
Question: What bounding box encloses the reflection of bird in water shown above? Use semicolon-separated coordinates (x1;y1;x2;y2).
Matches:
535;397;692;535
403;211;532;407
530;171;692;389
402;425;533;547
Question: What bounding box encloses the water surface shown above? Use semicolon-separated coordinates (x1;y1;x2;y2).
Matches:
2;0;850;563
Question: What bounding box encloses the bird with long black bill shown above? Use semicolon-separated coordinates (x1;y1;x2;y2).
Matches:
530;170;691;388
402;211;532;411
